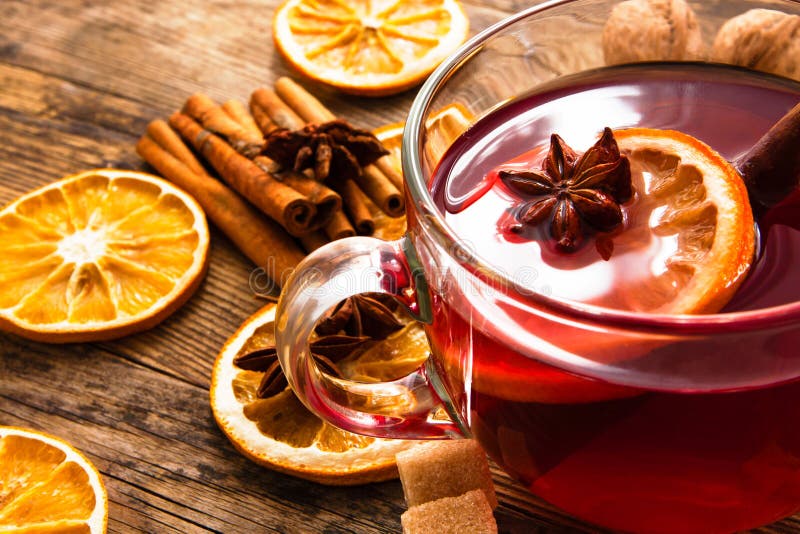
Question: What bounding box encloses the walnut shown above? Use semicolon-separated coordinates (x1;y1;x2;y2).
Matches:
712;9;800;81
602;0;705;65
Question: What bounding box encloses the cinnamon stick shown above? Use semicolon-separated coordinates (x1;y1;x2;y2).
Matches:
222;95;348;234
273;77;404;217
168;112;324;237
375;156;404;190
145;120;210;178
298;231;330;253
357;164;404;217
251;87;305;131
183;94;264;158
252;84;381;234
736;101;800;215
338;177;375;235
136;132;304;287
251;102;278;135
275;77;336;123
221;99;264;140
324;210;356;240
218;95;349;233
280;171;342;223
250;100;280;136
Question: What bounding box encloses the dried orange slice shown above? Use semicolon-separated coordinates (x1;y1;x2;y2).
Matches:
614;128;755;314
373;121;405;171
0;426;108;533
272;0;469;96
0;169;210;343
371;122;408;240
210;304;429;485
374;102;473;170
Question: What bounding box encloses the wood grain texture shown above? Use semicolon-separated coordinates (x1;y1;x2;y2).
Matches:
1;0;799;533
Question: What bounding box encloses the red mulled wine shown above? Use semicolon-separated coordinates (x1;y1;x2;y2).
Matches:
426;62;800;533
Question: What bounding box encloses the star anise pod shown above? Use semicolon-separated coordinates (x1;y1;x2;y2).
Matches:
262;119;389;182
499;127;632;252
314;294;403;339
234;335;371;399
233;294;403;399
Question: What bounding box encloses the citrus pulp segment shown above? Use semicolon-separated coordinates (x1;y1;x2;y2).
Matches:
0;426;108;533
272;0;469;96
0;169;210;342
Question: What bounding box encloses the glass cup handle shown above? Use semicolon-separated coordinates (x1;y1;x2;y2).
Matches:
275;236;465;439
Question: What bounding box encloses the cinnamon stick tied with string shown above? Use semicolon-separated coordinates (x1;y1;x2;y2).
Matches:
136;120;304;287
169;111;327;237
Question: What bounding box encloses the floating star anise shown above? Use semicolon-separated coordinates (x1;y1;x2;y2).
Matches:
500;127;632;252
262;119;389;182
233;294;403;399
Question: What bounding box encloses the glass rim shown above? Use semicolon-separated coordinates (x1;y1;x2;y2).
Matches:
401;0;800;334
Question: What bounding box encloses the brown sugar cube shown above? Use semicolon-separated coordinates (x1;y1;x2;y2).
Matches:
400;489;498;534
396;439;498;508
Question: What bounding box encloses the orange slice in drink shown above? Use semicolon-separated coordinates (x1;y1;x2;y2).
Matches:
0;169;210;343
462;128;757;403
210;303;429;485
272;0;469;96
0;426;108;533
613;127;755;314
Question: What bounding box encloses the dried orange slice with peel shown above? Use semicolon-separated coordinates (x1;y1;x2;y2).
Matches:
0;169;210;343
210;304;429;485
373;121;405;172
273;0;469;96
372;122;408;240
374;102;474;170
0;426;108;533
371;104;472;238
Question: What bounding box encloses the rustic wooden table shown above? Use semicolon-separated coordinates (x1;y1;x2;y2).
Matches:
1;1;799;533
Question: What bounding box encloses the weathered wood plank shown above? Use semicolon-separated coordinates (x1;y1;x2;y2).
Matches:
0;339;408;533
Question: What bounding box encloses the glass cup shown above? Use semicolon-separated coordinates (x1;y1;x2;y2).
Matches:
276;1;800;532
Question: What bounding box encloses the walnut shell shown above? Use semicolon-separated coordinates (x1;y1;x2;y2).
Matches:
602;0;705;65
712;9;800;81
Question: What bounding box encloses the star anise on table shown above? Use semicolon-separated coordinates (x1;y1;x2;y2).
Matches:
261;119;389;181
500;127;632;252
233;294;403;399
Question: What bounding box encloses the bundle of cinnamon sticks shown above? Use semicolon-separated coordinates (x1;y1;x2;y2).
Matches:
136;77;404;290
